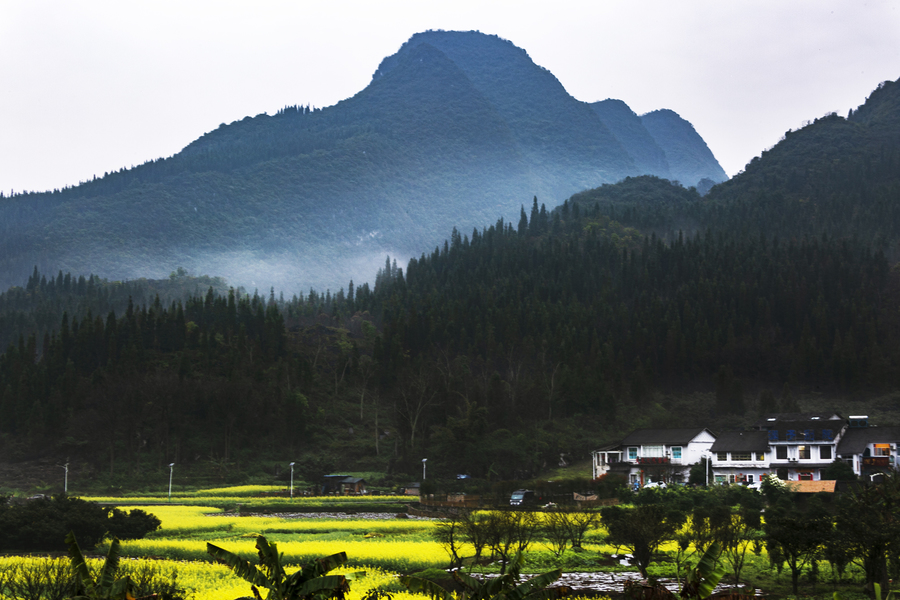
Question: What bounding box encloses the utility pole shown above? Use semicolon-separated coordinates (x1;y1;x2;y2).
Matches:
289;462;295;499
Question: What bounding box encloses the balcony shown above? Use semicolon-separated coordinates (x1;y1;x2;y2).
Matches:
637;457;671;465
863;457;891;468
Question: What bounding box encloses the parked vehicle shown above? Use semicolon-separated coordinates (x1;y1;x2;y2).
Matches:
509;489;535;506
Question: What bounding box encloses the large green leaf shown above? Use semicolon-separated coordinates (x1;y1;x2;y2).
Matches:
507;569;562;600
97;537;122;592
256;535;286;583
65;530;94;590
289;574;349;599
207;542;271;589
400;576;453;600
682;541;725;600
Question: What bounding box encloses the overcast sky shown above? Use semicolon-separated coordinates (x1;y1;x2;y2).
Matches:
2;0;899;196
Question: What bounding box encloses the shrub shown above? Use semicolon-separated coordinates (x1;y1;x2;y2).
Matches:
0;494;160;551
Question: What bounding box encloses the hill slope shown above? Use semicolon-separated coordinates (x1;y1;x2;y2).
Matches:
0;30;727;295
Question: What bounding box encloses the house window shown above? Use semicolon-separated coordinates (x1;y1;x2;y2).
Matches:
776;447;788;460
644;445;665;457
628;447;638;460
798;446;810;460
756;452;766;461
799;472;813;481
875;444;891;457
732;452;751;461
717;452;728;461
671;447;682;460
820;446;832;460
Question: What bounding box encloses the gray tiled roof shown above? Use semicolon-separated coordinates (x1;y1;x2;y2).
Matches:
620;428;714;446
711;431;769;453
837;426;900;455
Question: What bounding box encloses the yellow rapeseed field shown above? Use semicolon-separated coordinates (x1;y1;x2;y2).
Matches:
111;537;447;572
0;555;429;600
136;504;435;538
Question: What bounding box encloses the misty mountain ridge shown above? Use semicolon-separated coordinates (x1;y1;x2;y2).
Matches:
0;30;726;295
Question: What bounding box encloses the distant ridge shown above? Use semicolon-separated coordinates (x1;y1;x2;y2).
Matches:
0;30;727;294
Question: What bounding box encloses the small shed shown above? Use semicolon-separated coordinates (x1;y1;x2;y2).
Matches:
403;482;421;496
322;475;367;495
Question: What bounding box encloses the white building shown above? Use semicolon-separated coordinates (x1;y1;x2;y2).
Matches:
836;418;900;478
592;428;716;486
711;413;847;483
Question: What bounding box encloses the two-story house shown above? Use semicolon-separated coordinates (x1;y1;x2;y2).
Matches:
708;413;849;483
592;428;716;486
836;416;900;478
709;431;770;485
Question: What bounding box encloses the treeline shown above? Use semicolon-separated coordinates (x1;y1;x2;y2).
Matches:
0;268;230;357
2;197;900;480
374;201;895;420
0;284;302;471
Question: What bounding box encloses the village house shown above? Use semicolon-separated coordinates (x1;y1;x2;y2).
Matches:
836;417;900;479
710;413;847;483
592;428;716;487
595;414;900;487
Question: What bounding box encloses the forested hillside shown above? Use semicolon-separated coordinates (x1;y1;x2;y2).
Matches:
3;195;900;484
0;30;725;296
1;67;897;490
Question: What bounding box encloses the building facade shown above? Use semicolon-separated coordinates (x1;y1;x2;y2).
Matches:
592;428;716;486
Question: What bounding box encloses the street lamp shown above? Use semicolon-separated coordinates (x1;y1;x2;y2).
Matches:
704;451;711;486
168;463;175;502
60;461;69;494
422;458;427;480
289;462;295;499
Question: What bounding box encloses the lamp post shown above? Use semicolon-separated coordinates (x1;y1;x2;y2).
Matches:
60;462;69;494
168;463;175;502
704;451;711;486
422;458;427;480
289;462;295;499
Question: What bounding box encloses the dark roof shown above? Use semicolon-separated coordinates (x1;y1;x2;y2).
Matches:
711;431;769;453
592;443;623;453
753;413;842;429
341;477;365;484
621;428;714;446
837;426;900;455
765;420;843;442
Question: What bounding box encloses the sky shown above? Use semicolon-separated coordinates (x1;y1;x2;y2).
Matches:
1;0;899;196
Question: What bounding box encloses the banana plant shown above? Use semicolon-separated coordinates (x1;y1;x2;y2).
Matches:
65;530;134;600
207;535;361;600
679;542;726;600
401;551;564;600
